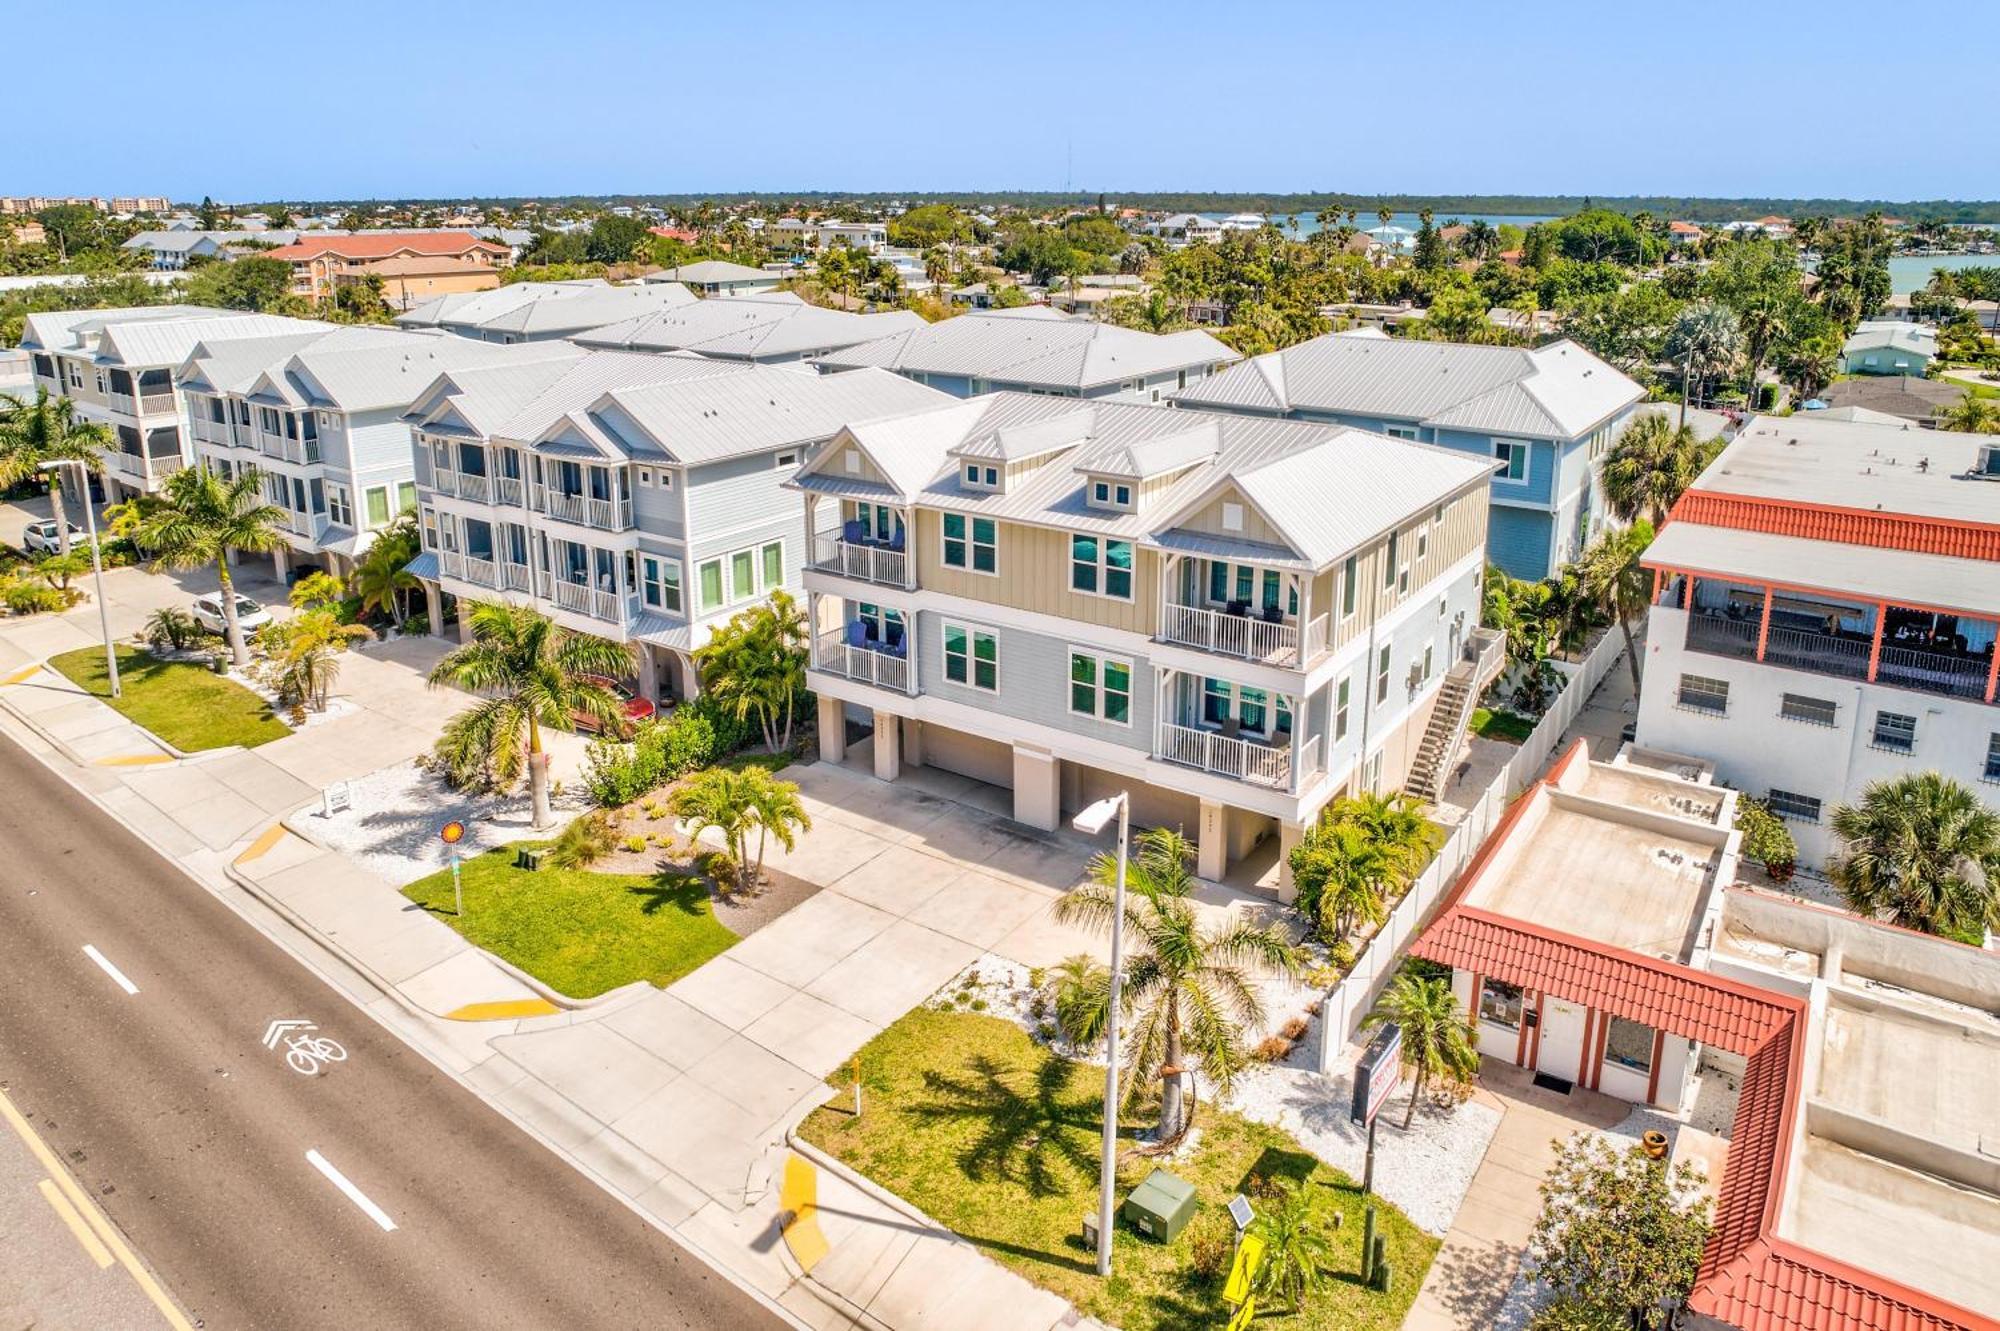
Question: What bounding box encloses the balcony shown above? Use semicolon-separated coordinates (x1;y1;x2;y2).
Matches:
1155;722;1300;790
283;510;317;539
813;627;915;695
1158;602;1328;668
496;477;525;507
548;579;633;623
1684;608;1994;705
257;432;320;466
810;533;909;588
108;389;177;417
535;489;633;532
499;560;532;592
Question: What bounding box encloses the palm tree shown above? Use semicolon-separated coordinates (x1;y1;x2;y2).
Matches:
131;466;288;669
1054;827;1300;1144
351;527;420;626
695;591;807;753
1734;290;1791;409
1250;1181;1335;1310
1934;391;2000;435
741;766;812;891
1602;413;1708;525
1363;971;1479;1128
1663;302;1742;427
1339;791;1441;883
426;602;631;829
0;388;112;558
671;764;812;893
1828;773;2000;941
1290;819;1394;943
1575;521;1655;698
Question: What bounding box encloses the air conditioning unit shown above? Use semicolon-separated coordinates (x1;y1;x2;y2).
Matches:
1406;661;1425;690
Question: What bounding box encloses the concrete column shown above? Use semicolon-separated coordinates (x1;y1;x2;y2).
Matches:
901;717;925;769
817;695;846;764
423;580;443;634
1275;820;1305;904
872;709;902;781
1011;744;1059;831
457;612;474;644
271;547;290;581
1196;799;1228;881
635;643;660;701
677;650;701;699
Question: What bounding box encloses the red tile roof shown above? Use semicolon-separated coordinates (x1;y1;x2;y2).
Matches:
263;231;506;263
1413;743;1999;1331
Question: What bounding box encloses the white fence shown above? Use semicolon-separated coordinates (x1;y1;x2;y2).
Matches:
1316;625;1633;1069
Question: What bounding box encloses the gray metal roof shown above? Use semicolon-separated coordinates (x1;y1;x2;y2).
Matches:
20;304;254;354
1173;334;1641;440
812;309;1239;390
654;260;775;284
791;391;1496;569
1072;418;1221;481
393;280;695;337
1842;320;1937;358
572;296;922;362
951;407;1096;462
274;335;585;412
402;351;591;437
600;366;952;465
93;312;327;369
486;353;750;446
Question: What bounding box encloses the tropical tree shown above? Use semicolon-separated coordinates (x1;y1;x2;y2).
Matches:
130;466;287;669
1363;970;1479;1128
1053;827;1301;1143
694;590;807;754
1934;391;2000;435
1663;302;1741;425
352;512;421;625
426;602;631;828
1527;1135;1712;1330
1289;819;1394;943
1601;414;1712;525
1575;521;1655;698
1828;773;2000;942
669;764;812;893
33;549;88;593
1249;1181;1335;1311
0;388;111;558
257;603;370;712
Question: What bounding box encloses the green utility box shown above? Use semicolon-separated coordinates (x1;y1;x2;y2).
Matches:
1122;1168;1196;1243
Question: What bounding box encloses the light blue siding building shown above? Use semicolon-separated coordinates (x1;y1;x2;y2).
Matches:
1170;331;1643;580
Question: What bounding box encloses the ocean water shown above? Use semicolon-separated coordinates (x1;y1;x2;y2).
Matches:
1193;211;1554;239
1887;252;2000;294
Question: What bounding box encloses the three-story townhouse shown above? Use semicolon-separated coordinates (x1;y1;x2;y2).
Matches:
1171;331;1644;579
20;305;326;502
403;352;950;702
178;327;581;579
792;393;1504;896
811;307;1240;404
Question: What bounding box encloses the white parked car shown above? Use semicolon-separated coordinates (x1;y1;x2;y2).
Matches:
190;592;272;636
22;519;86;555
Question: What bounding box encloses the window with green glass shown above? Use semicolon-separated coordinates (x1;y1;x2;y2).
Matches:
942;512;967;568
1067;652;1131;723
1069;653;1097;716
1102;658;1130;723
1209;561;1230;603
699;559;723;610
1071;535;1099;593
761;541;783;589
730;549;754;600
1342;555;1357;616
364;486;390;527
1238;686;1268;733
397;480;417;513
972;517;996;573
943;623;997;691
1104;540;1133;599
1335;676;1351;740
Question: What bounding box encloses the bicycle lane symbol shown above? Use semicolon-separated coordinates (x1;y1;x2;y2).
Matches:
263;1019;348;1077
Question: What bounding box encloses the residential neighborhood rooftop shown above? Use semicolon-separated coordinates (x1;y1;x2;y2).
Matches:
811;308;1239;391
1687;414;2000;522
393;278;696;338
571;292;923;361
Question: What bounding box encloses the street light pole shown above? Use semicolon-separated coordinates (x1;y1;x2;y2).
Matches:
44;461;118;698
1073;792;1130;1279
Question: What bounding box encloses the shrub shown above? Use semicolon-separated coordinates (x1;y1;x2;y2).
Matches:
1329;939;1357;971
622;834;647;853
581;694;760;808
3;580;67;614
1187;1222;1235;1283
544;812;618;870
1280;1016;1309;1041
1734;796;1797;882
402;613;431;636
1255;1035;1294;1062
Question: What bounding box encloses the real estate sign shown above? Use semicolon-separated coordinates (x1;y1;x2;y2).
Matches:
1350;1021;1404;1127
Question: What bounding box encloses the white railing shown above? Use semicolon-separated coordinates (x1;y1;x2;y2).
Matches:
813;629;915;694
285;510;316;537
548;580;627;622
139;390;177;415
541;491;586;524
496;476;525;507
810;533;910;588
1155;722;1292;789
191;417;230;445
107;390;137;416
1158;603;1304;666
462;555;497;587
1314;621;1632;1068
456;473;492;504
500;560;532;592
1305;613;1331;662
535;491;631;530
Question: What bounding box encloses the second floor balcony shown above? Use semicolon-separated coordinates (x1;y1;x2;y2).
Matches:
810;531;910;589
533;486;634;533
1151;667;1324;793
811;624;916;696
1158;602;1329;669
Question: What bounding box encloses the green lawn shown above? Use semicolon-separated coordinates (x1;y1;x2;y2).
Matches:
800;1009;1436;1331
401;844;738;998
49;645;290;751
1470;706;1536;743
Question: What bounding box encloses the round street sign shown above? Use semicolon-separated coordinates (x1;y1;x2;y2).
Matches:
440;820;466;844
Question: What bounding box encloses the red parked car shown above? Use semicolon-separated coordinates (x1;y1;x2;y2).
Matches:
574;675;657;737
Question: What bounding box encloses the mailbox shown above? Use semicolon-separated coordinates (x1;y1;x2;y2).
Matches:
1122;1168;1196;1243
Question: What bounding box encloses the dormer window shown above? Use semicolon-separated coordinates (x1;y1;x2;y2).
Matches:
962;463;1000;491
1087;478;1134;512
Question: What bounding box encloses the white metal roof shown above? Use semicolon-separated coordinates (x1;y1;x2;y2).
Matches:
1693;415;2000;525
571;296;922;362
1645;520;2000;618
277;336;585;412
601;366;951;465
654;260;775;284
812;309;1238;390
393;279;694;337
1173;333;1641;440
1842;320;1937;358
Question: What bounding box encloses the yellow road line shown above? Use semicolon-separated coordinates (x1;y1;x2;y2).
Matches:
235;823;288;865
96;754;175;767
1;664;42;685
39;1177;115;1268
0;1091;194;1331
444;998;561;1021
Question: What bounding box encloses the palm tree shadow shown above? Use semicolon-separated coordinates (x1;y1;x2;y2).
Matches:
627;873;709;917
908;1054;1102;1204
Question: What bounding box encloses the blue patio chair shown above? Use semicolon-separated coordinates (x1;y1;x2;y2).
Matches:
845;621;869;649
843;519;865;545
888;530;905;553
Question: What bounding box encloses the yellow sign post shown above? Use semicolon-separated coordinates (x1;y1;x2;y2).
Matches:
1223;1230;1266;1323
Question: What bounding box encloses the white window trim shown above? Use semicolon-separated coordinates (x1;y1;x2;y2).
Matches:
363;484;391;529
759;540;785;591
697;558;725;612
775;450;800;469
637;468;653;487
1069;535;1136;603
1492;438;1532;486
1067;647;1134;727
941;512;999;578
940;619;999;694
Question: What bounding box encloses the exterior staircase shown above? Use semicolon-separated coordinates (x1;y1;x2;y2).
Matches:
1404;627;1507;803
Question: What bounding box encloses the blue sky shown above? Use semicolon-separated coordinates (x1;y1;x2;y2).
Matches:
13;0;1999;202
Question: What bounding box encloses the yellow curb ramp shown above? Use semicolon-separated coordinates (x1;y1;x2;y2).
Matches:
444;998;561;1022
234;823;288;865
95;753;175;767
1;665;43;685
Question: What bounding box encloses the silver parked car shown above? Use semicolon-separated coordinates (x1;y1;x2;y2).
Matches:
190;592;272;636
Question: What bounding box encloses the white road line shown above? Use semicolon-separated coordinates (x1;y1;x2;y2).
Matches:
81;944;138;996
305;1149;397;1232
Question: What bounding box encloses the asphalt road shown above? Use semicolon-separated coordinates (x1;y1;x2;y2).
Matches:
0;731;784;1330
